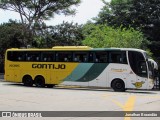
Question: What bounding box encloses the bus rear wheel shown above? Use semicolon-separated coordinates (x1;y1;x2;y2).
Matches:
112;79;125;92
23;76;33;87
34;76;45;87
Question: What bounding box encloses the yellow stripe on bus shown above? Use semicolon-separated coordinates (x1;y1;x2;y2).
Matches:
5;62;79;84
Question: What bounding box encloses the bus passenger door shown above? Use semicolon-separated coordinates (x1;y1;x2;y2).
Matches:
128;51;148;89
135;61;148;89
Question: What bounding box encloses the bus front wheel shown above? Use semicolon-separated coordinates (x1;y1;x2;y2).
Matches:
111;79;125;92
23;75;33;87
34;76;45;87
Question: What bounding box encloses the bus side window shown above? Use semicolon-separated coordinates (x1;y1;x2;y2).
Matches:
27;57;31;61
109;52;120;63
8;51;15;61
18;57;22;61
26;52;40;61
122;52;127;64
7;51;13;61
43;57;47;61
74;57;78;62
36;57;40;61
56;52;72;62
42;52;55;62
109;51;127;64
94;52;107;63
7;51;26;61
74;52;89;62
88;53;94;62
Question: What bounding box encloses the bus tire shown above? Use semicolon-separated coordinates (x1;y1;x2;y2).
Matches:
23;75;33;87
111;79;125;92
34;76;45;87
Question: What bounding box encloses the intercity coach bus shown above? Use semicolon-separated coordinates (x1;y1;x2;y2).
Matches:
5;46;158;91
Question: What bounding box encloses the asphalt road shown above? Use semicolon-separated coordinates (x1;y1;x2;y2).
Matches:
0;78;160;120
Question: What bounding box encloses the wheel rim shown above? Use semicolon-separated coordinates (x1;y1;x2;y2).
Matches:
35;77;45;87
116;82;123;89
23;77;33;86
112;79;125;92
36;79;42;86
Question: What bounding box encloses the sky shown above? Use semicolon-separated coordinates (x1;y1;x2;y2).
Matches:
0;0;111;25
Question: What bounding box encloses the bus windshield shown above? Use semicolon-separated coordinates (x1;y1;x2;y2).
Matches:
144;51;152;60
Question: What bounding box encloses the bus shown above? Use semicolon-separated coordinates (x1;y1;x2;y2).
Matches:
5;46;158;92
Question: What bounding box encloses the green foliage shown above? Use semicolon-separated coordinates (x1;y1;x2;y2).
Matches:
82;23;149;49
0;0;82;50
96;0;160;57
95;0;132;26
32;36;46;48
33;22;84;48
0;20;32;53
0;0;81;36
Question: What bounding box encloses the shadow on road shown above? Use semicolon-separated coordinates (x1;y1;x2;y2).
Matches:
2;82;158;95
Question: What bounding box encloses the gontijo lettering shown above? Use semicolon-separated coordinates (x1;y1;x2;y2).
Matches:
32;64;66;69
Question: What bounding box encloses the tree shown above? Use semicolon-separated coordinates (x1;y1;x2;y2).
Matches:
95;0;133;27
0;0;81;46
33;22;84;48
0;0;81;30
0;20;32;53
95;0;160;57
82;23;149;49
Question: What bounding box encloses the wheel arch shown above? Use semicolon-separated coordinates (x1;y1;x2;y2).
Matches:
34;75;45;81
